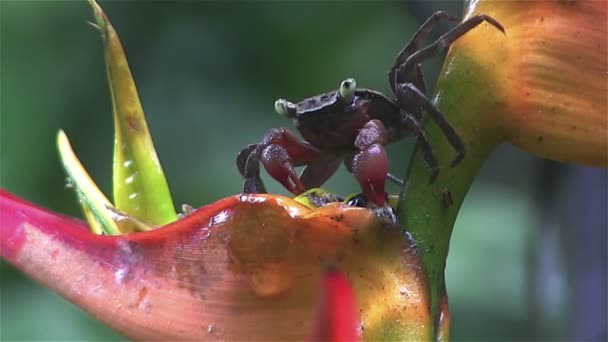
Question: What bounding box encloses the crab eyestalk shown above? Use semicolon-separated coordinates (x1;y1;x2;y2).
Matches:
274;98;297;118
339;77;357;103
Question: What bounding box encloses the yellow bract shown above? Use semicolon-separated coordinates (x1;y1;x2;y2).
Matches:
452;0;607;166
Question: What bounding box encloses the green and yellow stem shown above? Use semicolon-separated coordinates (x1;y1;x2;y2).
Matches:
398;52;503;339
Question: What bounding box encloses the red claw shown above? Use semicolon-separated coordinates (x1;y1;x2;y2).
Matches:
261;144;306;194
351;143;388;206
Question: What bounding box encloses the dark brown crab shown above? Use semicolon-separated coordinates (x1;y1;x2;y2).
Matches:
237;12;504;206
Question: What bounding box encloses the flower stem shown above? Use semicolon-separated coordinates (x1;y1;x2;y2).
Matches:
397;52;504;339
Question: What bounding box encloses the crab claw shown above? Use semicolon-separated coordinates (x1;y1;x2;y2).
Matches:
350;143;388;206
261;144;306;194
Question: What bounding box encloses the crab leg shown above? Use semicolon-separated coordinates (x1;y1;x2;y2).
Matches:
237;143;267;193
403;113;439;182
399;14;505;75
393;11;458;67
387;173;404;186
237;143;257;178
299;153;342;189
390;11;458;94
399;83;465;166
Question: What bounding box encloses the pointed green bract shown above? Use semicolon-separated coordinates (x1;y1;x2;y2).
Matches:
88;0;177;227
57;130;122;235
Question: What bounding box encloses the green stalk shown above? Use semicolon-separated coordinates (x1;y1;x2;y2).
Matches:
397;53;505;338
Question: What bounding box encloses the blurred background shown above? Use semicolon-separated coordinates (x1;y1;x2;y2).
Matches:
1;1;606;340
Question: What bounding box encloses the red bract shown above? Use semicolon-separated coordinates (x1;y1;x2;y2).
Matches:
310;269;361;342
0;189;435;340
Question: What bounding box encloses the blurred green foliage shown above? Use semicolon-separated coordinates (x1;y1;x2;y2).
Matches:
1;1;601;341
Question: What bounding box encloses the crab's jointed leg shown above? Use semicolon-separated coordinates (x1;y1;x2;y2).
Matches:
237;143;267;193
299;153;342;190
389;11;458;95
387;173;404;186
398;83;465;167
402;113;440;182
399;14;505;76
387;13;504;178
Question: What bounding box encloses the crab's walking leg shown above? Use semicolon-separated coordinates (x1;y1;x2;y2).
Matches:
399;83;465;166
238;144;267;194
394;11;458;65
390;11;458;94
387;173;404;186
403;114;439;183
237;144;257;178
299;153;342;189
399;14;505;75
346;120;390;206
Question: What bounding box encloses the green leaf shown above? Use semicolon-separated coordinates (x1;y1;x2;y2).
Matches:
88;0;177;228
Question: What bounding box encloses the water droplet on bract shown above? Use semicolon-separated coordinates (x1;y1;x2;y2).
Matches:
249;262;294;297
207;324;218;336
114;267;128;284
65;177;74;189
125;174;136;184
200;228;210;240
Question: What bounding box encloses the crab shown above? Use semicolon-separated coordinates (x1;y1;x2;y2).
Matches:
237;12;504;206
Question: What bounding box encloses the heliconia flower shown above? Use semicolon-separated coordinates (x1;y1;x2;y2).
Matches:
437;0;607;166
0;0;442;340
399;1;606;337
3;0;604;340
309;268;361;342
0;190;439;340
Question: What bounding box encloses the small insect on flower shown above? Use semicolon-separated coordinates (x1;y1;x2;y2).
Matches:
238;12;505;207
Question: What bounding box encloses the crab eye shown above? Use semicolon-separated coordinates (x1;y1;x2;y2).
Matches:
274;98;296;118
339;78;357;102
